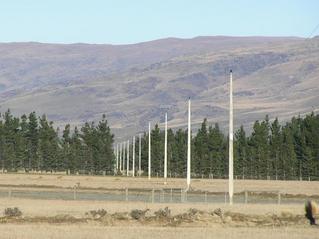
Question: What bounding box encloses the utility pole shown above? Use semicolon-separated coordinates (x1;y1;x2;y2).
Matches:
148;122;151;180
139;133;141;176
132;136;135;177
164;112;168;183
229;69;234;205
123;141;126;173
119;142;122;172
187;98;191;190
127;140;129;176
116;144;119;172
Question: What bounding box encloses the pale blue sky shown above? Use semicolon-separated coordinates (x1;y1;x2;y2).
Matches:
1;0;318;44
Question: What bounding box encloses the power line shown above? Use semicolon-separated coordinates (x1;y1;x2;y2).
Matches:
307;23;319;39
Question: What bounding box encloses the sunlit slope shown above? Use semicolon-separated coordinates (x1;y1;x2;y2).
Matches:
0;36;318;137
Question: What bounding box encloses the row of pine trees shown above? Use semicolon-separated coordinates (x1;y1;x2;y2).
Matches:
0;109;318;180
0;110;114;174
128;113;319;180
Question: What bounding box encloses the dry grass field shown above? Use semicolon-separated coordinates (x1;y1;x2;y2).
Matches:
0;173;319;195
0;224;318;239
0;173;318;239
0;198;317;239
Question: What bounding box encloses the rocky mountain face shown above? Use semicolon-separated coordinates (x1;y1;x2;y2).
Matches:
0;36;318;139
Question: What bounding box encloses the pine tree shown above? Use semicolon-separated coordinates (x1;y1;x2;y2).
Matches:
27;112;38;171
167;128;175;177
96;114;114;173
62;124;72;173
150;124;163;176
140;132;148;175
172;129;187;177
3;110;20;171
249;118;270;179
80;122;95;174
234;125;248;178
70;126;83;173
270;118;282;179
281;124;297;179
38;115;58;172
193;119;209;176
303;113;319;178
208;123;226;178
16;114;28;171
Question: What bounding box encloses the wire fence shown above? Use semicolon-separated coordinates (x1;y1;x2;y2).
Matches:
1;187;318;205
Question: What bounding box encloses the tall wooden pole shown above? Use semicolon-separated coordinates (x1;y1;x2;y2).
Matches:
148;122;151;180
229;69;234;205
164;112;168;182
127;140;129;176
139;133;141;176
132;136;135;177
116;144;119;171
123;141;126;173
119;142;122;171
187;98;191;190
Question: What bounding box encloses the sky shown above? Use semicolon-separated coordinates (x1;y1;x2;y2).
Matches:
1;0;319;44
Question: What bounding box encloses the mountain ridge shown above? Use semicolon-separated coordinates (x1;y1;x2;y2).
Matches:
0;36;318;139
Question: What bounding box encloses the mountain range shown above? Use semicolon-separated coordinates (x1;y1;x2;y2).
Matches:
0;36;318;139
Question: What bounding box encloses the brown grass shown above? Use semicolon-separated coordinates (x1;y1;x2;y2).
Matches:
0;173;318;195
0;173;317;239
0;224;318;239
0;198;306;218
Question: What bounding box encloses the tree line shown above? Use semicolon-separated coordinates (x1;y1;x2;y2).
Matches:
0;110;114;174
137;113;319;180
0;109;318;180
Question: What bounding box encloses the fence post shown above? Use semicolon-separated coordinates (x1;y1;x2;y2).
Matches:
245;190;248;204
277;192;281;205
185;190;187;202
170;188;173;203
151;188;155;203
180;189;183;203
73;187;77;200
125;188;128;201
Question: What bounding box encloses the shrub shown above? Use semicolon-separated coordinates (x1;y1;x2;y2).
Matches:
86;209;107;219
130;209;149;220
4;207;22;217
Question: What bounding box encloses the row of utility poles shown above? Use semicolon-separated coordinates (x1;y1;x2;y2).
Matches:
115;134;142;177
113;70;234;204
114;99;191;187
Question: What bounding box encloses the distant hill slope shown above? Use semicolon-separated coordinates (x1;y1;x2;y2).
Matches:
0;36;318;139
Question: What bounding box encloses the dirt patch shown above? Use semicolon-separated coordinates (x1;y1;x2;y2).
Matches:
0;215;87;224
223;211;307;227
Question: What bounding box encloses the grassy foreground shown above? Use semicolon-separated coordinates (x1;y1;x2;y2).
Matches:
0;198;317;239
0;173;318;239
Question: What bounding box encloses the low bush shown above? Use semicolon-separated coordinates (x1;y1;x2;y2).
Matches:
4;207;22;217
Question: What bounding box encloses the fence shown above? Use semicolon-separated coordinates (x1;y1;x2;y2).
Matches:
1;187;317;205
